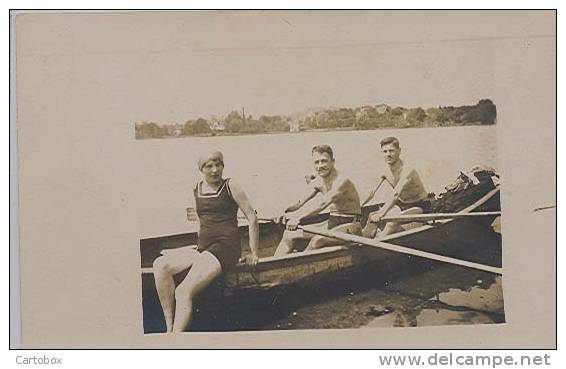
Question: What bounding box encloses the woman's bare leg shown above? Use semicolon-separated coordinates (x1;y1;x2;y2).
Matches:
153;249;200;333
172;251;222;332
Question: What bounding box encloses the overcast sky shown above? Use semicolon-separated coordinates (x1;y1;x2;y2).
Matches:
17;11;554;123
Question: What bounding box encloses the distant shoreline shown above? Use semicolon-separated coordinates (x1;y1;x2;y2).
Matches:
135;99;496;140
135;120;493;140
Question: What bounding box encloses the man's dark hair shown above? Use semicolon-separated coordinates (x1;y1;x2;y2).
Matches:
380;136;400;149
312;144;334;160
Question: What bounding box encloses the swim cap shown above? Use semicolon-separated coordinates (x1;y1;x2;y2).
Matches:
198;150;224;170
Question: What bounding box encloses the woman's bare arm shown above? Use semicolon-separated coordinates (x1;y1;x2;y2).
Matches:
228;179;259;265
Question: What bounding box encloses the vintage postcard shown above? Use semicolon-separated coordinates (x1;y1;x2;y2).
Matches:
12;10;556;348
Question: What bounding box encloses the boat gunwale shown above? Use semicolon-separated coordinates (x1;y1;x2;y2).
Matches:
141;244;351;275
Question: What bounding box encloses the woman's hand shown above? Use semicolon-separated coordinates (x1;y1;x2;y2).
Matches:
241;253;259;267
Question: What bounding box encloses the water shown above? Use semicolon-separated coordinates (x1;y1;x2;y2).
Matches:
135;126;497;237
361;270;505;329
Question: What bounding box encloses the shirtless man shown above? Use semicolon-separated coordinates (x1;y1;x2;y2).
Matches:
362;136;431;238
274;144;362;256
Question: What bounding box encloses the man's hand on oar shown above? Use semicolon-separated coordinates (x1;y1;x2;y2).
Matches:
284;215;301;231
272;214;288;225
369;208;387;224
270;213;301;230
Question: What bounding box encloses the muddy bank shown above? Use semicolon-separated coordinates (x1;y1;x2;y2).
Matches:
258;252;504;330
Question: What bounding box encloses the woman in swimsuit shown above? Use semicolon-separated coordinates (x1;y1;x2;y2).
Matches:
152;150;259;333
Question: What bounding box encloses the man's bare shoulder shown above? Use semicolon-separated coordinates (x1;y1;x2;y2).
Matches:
309;175;323;190
400;162;420;176
334;170;359;190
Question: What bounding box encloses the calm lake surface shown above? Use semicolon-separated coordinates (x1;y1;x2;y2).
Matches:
136;125;497;237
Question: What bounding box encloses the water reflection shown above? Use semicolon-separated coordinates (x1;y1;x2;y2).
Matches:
363;277;504;328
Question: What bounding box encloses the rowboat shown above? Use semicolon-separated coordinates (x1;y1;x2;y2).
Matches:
140;172;501;332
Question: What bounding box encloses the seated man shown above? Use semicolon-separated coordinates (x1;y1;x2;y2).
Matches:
362;136;431;238
274;144;362;256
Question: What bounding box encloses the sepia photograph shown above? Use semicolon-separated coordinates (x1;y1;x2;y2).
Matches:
12;9;555;348
134;11;503;333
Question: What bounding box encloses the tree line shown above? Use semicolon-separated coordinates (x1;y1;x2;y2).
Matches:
135;99;496;139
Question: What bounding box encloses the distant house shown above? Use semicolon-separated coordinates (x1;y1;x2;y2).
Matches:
356;105;372;119
375;104;390;114
211;121;226;131
289;120;300;132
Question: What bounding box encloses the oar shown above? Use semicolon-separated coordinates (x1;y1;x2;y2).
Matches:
381;211;501;223
362;177;386;207
300;225;503;275
533;204;556;212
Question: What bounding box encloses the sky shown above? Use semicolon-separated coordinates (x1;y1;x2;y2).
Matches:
17;10;554;123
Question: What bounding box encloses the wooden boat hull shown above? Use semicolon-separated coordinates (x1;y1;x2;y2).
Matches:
140;186;501;332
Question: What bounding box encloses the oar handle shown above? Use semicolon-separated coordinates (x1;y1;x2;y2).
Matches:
362;177;386;207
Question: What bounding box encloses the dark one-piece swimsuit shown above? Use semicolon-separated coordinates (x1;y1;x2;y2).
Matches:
194;178;241;271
